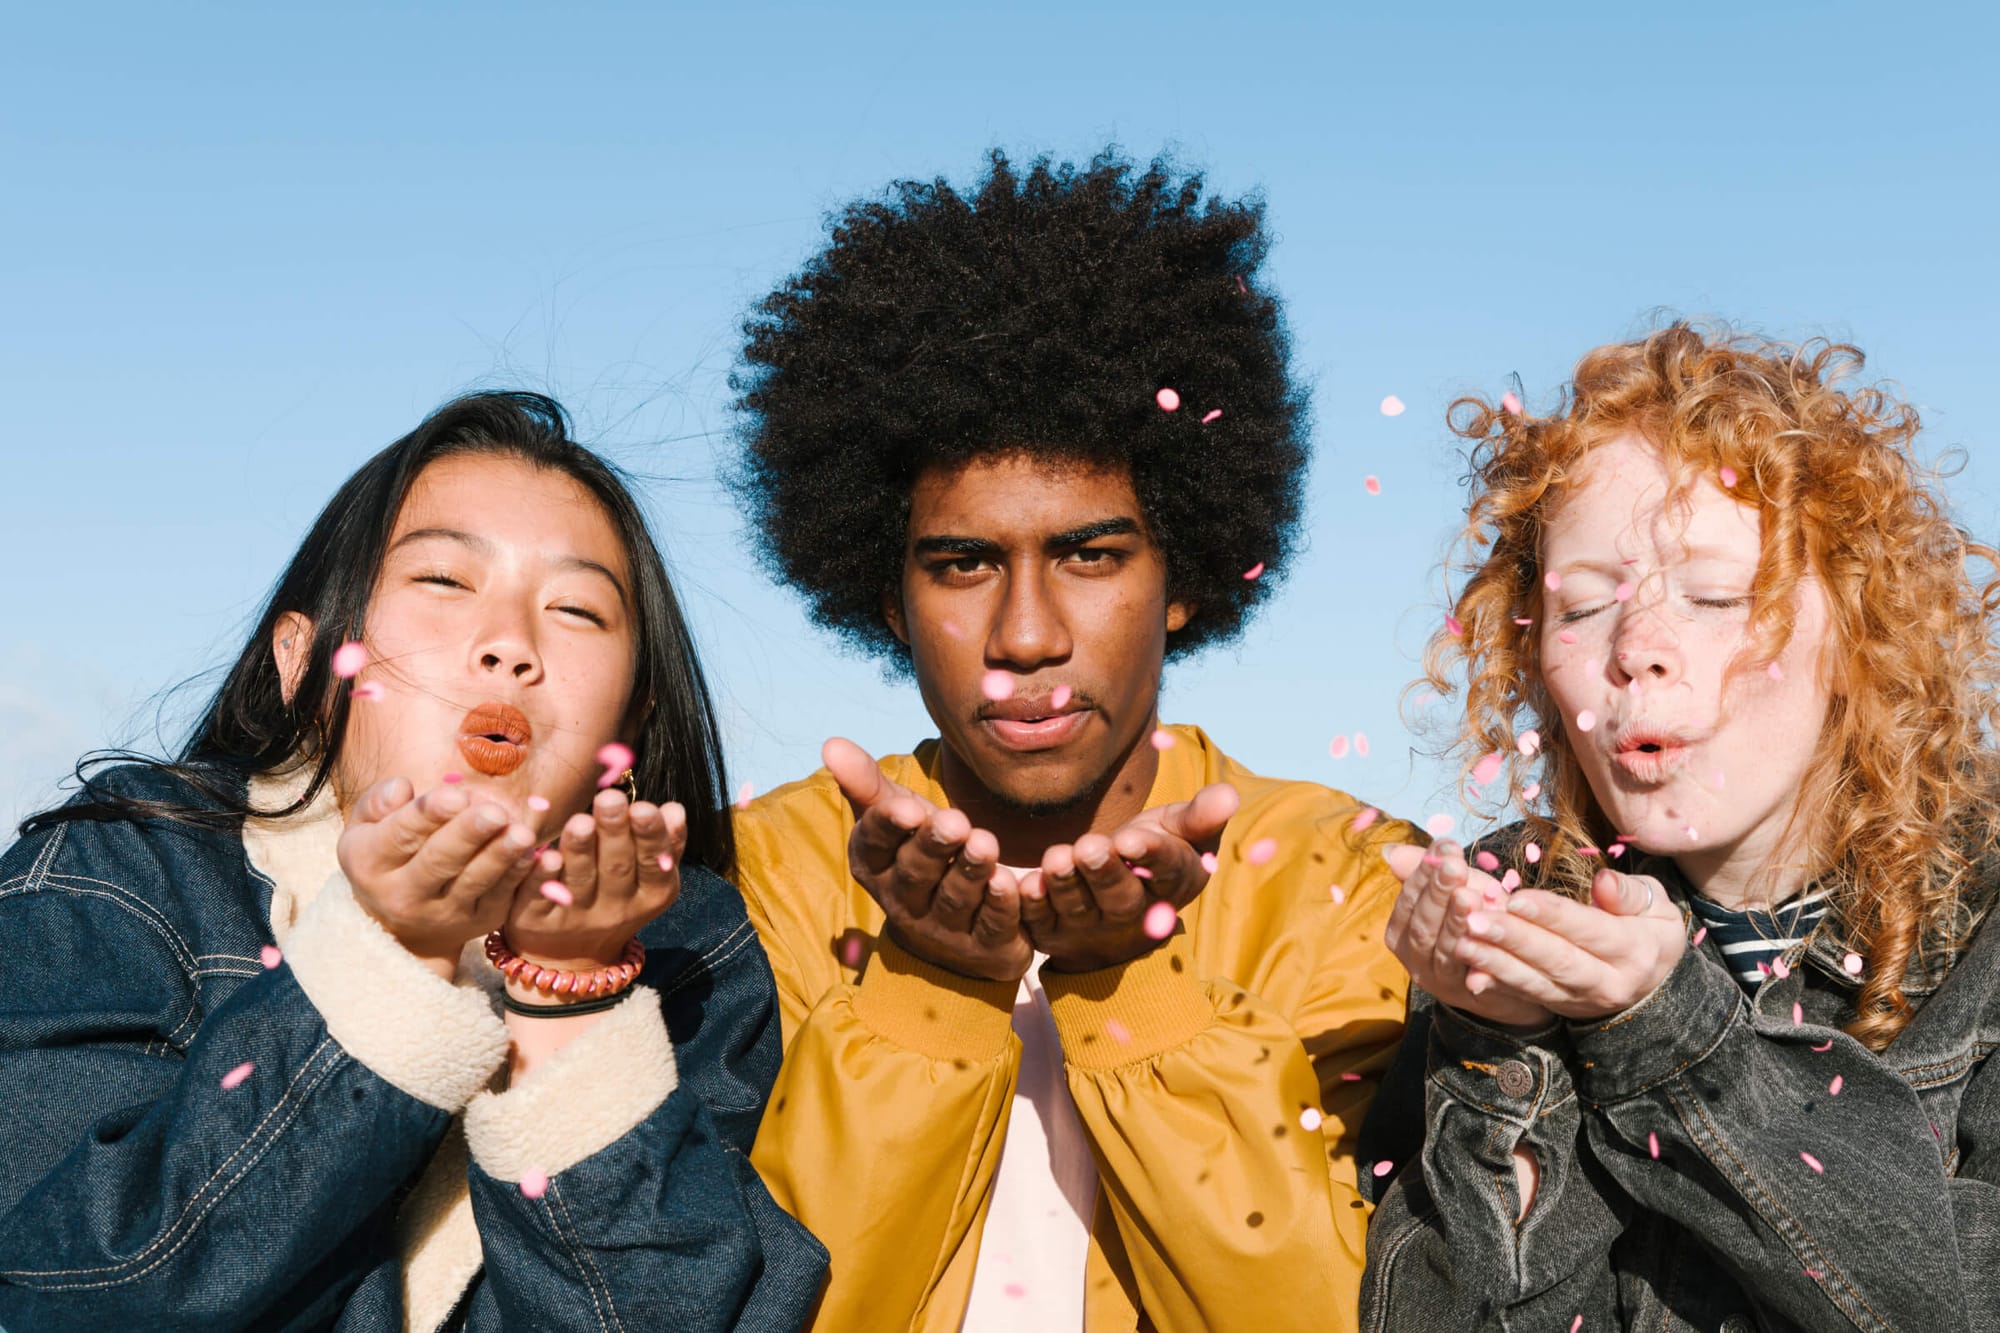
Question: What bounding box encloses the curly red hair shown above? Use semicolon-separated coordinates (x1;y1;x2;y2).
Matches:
1426;322;2000;1048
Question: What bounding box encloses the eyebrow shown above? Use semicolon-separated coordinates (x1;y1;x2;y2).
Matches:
390;527;630;602
911;516;1143;559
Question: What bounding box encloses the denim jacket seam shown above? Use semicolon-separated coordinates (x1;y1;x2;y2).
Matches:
1673;1086;1890;1332
543;1178;619;1333
658;918;759;1001
2;1036;349;1286
4;873;206;1044
1897;1044;1994;1087
1359;1199;1445;1333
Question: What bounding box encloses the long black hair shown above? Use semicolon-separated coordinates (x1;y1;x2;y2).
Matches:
25;391;737;871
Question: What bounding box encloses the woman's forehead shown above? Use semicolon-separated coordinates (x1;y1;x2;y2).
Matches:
1543;434;1760;565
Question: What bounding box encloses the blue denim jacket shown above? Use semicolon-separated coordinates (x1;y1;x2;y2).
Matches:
0;764;828;1331
1358;833;2000;1333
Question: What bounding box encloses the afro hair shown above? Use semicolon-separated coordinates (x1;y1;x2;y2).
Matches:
729;147;1309;668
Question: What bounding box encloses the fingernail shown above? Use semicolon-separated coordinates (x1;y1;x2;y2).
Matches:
506;826;535;849
1078;849;1108;870
1468;974;1490;995
1466;912;1497;938
474;808;505;832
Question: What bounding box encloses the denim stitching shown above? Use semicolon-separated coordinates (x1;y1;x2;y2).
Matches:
2;878;206;1043
1360;1203;1443;1333
3;1038;347;1284
544;1179;617;1333
657;919;759;1000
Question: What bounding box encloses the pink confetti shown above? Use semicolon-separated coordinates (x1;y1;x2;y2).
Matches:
1474;850;1500;872
1380;395;1406;416
1767;661;1785;681
1246;837;1278;865
1544;571;1562;592
1340;1071;1362;1081
1516;729;1541;756
1578;845;1601;857
1004;1282;1028;1300
1607;843;1626;858
1692;926;1708;946
1155;387;1181;412
1614;581;1635;602
1800;1151;1824;1174
1575;709;1597;733
331;641;368;678
442;771;463;785
1143;900;1178;939
1500;868;1521;891
735;780;755;810
1299;1106;1325;1131
1772;958;1791;980
839;934;866;967
527;794;551;812
595;742;634;787
350;681;386;702
1351;806;1380;833
220;1061;254;1090
1106;1019;1131;1043
1354;732;1370;758
1648;1131;1660;1159
657;853;675;872
1472;751;1505;785
1200;851;1219;874
1557;630;1578;645
1843;952;1864;975
260;945;283;969
1150;728;1176;751
1364;475;1382;495
1792;1002;1803;1026
520;1168;549;1199
1329;884;1346;904
1812;1040;1834;1051
981;670;1014;701
1241;562;1265;581
1521;782;1542;801
1201;408;1222;424
1829;1075;1844;1096
1524;841;1541;863
1328;734;1350;759
1719;465;1740;487
1424;813;1455;838
1501;391;1523;415
1051;684;1072;709
1445;613;1465;637
1685;824;1700;841
1513;617;1534;626
1570;1317;1584;1333
1372;1159;1394;1178
540;880;574;906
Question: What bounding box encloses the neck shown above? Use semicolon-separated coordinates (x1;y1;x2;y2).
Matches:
936;723;1161;868
1674;832;1816;912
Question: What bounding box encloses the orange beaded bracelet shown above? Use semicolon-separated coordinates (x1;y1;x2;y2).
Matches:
484;931;645;1001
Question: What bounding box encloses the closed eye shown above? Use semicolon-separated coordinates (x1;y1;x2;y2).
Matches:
415;573;466;590
556;604;607;626
1691;596;1750;610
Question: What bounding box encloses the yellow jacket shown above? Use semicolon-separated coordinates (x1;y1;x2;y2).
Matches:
734;724;1414;1333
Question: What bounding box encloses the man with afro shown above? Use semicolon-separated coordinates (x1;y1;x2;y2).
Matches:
728;148;1413;1333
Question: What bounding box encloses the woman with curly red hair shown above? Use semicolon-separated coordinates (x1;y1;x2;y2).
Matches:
1358;323;2000;1332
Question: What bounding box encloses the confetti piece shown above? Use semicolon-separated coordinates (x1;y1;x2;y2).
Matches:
540;880;574;906
1242;562;1265;580
595;742;634;787
1648;1131;1660;1159
1500;868;1521;891
1772;958;1791;980
1156;387;1181;412
1351;807;1380;833
1812;1039;1834;1051
839;934;867;967
1544;571;1562;591
1200;852;1219;874
1004;1283;1028;1300
1570;1316;1583;1333
1800;1151;1824;1174
1472;751;1505;785
1425;813;1455;838
260;945;282;969
1364;475;1382;495
527;794;550;812
1143;901;1178;939
1201;408;1222;424
1711;767;1727;790
442;771;463;784
1150;728;1176;751
331;641;368;678
1354;732;1370;758
1843;952;1864;975
1614;582;1635;602
1372;1160;1394;1178
1328;734;1350;759
1525;841;1542;863
657;853;675;872
221;1061;254;1090
1521;782;1542;801
1501;391;1523;415
1051;684;1072;709
1380;395;1406;416
1557;630;1578;645
1329;884;1346;904
1445;613;1465;637
1575;709;1597;733
1474;850;1500;872
1300;1107;1325;1131
1692;926;1708;946
1246;837;1278;865
735;780;755;810
981;670;1015;701
1719;465;1739;487
1829;1075;1843;1096
520;1169;549;1199
1767;661;1785;681
350;681;386;702
1516;729;1541;756
1792;1002;1803;1026
1686;824;1700;841
1513;616;1534;626
1106;1019;1131;1043
1607;843;1626;858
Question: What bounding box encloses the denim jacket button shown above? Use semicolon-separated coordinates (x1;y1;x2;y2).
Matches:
1719;1318;1756;1333
1494;1059;1534;1097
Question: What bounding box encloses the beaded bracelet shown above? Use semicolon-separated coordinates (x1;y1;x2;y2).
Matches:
484;931;646;1003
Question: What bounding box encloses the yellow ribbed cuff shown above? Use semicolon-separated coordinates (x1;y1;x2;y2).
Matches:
851;933;1019;1061
1043;935;1216;1070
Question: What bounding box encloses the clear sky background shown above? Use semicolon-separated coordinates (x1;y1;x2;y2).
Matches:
4;1;1996;837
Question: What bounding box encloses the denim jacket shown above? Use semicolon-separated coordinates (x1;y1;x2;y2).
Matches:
1358;832;2000;1333
0;763;827;1332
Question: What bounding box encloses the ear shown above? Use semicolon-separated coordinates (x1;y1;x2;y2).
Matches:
880;586;910;647
272;612;314;705
1166;600;1195;634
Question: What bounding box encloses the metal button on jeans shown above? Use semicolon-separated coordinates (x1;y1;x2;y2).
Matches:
1720;1317;1757;1333
1494;1060;1534;1097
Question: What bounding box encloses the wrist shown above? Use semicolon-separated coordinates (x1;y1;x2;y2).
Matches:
487;930;645;1006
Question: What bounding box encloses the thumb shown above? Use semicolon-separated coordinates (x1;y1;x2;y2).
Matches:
1381;842;1429;883
1593;868;1666;918
822;737;887;811
1158;782;1240;848
347;776;413;827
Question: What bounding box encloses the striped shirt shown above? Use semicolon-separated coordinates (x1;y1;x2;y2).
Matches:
1686;890;1830;991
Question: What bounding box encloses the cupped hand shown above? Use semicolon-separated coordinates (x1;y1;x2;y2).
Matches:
338;778;540;976
824;737;1030;983
504;788;684;972
1383;840;1552;1030
1452;867;1684;1022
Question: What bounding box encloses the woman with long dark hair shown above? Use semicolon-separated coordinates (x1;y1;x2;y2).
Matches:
0;392;825;1331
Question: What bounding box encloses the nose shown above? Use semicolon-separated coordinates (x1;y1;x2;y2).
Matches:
986;565;1072;671
474;612;544;685
1610;600;1682;689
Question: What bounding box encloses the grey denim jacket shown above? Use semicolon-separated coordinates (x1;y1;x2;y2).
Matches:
1357;839;2000;1333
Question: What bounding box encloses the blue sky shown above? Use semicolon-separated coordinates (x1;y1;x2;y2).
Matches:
4;1;1996;834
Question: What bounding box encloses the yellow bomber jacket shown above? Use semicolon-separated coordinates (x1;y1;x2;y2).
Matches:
734;723;1416;1333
